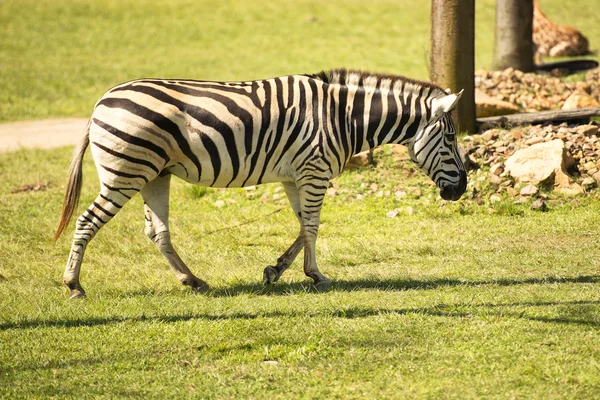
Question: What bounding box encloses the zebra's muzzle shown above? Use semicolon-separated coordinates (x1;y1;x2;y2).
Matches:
439;171;467;201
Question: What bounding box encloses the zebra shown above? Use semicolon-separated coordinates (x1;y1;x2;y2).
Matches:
54;69;467;299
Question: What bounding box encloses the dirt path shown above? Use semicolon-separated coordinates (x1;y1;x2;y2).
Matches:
0;118;88;153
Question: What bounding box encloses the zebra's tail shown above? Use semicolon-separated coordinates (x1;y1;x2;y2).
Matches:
54;120;91;241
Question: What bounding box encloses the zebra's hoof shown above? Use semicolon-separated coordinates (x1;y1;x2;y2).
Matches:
263;266;279;285
65;281;86;300
185;277;210;293
69;288;86;300
313;278;332;292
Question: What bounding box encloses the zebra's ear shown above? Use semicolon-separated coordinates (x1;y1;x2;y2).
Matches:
432;89;464;116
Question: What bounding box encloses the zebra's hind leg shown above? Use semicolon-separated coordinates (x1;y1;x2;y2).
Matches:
141;174;209;292
64;187;133;299
264;182;304;285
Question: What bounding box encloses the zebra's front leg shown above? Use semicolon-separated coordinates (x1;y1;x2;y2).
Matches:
264;182;304;285
141;175;209;292
298;177;331;291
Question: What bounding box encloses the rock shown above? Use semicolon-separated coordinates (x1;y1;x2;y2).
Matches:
520;185;538;196
481;129;499;141
582;161;597;172
531;199;548;212
395;190;407;199
593;171;600;186
475;90;519;118
505;140;575;189
490;163;504;175
582;177;596;188
490;174;502;185
345;151;370;170
405;206;415;216
475;146;488;157
386;209;400;218
577;125;599;137
459;147;479;172
507;187;518;197
556;183;585;196
524;137;544;146
214;200;225;208
562;90;600;110
489;194;502;203
409;188;422;198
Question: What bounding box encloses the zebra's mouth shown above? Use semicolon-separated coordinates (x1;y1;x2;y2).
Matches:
438;171;467;201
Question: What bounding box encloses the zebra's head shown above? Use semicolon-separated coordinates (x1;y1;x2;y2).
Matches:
407;90;467;201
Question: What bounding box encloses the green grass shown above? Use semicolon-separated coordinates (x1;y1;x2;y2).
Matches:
1;147;600;398
2;1;600;397
2;0;599;123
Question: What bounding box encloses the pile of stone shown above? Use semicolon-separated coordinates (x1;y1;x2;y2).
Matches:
475;68;600;112
464;122;600;197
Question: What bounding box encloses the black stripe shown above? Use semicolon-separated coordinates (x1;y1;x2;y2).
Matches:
92;117;170;164
321;82;342;170
416;130;442;160
273;78;308;168
101;164;149;183
300;182;328;190
257;78;288;183
92;141;160;174
350;86;366;154
100;92;202;179
198;133;221;186
93;201;116;218
404;87;424;140
102;183;134;199
99;193;123;209
290;136;317;167
143;81;250;185
83;210;106;226
377;91;400;144
389;84;412;143
242;80;272;186
337;86;351;160
366;89;382;148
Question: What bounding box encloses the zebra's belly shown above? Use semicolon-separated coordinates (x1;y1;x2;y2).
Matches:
167;155;295;189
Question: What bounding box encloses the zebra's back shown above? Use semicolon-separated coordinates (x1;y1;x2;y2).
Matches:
89;75;320;189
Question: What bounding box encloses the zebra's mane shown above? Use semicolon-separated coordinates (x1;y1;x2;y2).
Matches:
312;68;446;97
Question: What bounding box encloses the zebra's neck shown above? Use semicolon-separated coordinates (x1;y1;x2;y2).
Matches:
313;69;446;161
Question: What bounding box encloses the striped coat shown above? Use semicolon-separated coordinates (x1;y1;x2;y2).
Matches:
55;69;466;298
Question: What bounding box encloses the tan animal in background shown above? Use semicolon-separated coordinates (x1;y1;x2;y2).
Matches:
533;0;590;60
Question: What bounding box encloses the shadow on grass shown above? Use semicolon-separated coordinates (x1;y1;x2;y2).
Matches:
2;298;599;332
209;274;600;297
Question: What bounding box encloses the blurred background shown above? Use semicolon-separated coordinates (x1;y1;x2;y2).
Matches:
1;0;598;123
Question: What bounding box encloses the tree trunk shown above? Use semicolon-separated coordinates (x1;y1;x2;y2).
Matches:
493;0;535;72
430;0;476;134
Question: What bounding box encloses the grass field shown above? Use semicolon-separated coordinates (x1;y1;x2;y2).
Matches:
2;147;600;398
2;0;600;398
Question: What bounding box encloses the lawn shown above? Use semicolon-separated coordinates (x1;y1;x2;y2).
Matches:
2;146;600;398
2;0;600;398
